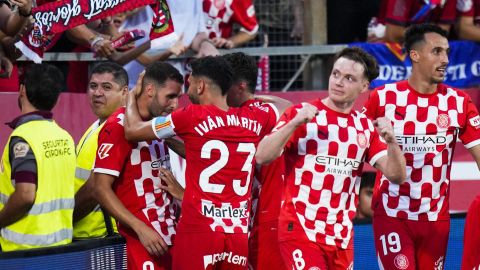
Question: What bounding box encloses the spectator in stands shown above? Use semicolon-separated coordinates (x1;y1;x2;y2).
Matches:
0;42;13;79
455;0;480;41
462;194;480;270
92;62;184;269
355;172;375;220
0;0;32;37
119;2;219;90
202;0;259;48
327;0;382;44
0;64;75;251
380;0;457;43
72;62;129;239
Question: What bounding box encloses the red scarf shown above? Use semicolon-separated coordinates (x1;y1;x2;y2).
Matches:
16;0;175;63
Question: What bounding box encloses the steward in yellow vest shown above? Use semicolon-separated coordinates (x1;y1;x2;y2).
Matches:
0;64;75;251
72;62;127;238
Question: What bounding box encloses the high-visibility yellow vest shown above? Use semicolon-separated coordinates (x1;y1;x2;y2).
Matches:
0;120;75;251
73;120;117;239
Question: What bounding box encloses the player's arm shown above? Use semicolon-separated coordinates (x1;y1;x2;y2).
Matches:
254;95;293;116
164;137;185;159
371;117;406;184
256;103;318;165
93;172;168;256
73;173;98;222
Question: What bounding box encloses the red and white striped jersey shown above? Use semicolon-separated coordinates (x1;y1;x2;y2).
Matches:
94;108;177;245
202;0;259;39
277;99;387;249
152;103;277;234
364;81;480;221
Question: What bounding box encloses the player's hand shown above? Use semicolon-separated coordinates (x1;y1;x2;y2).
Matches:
158;167;184;201
131;71;145;98
212;37;234;49
292;103;318;127
135;223;168;257
374;117;395;143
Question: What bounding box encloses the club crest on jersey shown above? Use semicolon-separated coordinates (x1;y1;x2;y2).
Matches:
469;115;480;129
357;133;368;149
436;114;450;129
394;254;409;270
434;256;444;270
97;143;113;159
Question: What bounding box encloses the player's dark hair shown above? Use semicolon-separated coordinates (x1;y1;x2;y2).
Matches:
335;47;379;82
143;61;184;88
22;64;63;111
190;56;233;95
404;23;448;54
90;62;129;88
223;52;258;93
360;172;376;190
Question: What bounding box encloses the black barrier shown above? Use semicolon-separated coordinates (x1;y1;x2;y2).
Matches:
0;235;126;270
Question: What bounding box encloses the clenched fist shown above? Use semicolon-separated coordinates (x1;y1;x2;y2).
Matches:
373;117;395;144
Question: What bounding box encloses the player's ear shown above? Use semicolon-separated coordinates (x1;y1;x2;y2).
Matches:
197;79;205;95
360;80;369;94
146;83;155;97
410;49;420;63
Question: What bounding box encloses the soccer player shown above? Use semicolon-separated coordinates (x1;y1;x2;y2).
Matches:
92;62;184;270
123;56;277;270
223;52;290;270
462;194;480;270
363;23;480;269
255;47;406;270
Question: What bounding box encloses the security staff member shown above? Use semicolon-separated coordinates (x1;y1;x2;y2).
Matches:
72;62;127;238
0;64;75;251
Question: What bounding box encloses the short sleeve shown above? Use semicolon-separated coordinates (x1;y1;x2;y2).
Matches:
232;0;259;35
93;123;131;177
270;104;301;151
153;106;194;139
366;129;388;166
460;95;480;149
363;89;380;120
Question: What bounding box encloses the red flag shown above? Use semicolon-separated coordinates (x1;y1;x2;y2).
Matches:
149;0;177;49
16;0;175;63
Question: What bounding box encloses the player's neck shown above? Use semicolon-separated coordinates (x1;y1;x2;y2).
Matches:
408;75;437;94
200;94;229;111
136;96;151;120
322;97;353;114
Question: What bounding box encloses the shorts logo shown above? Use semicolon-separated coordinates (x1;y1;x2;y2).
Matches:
97;143;113;159
469;116;480;129
357;133;367;149
394;254;409;270
308;267;321;270
436;114;451;129
434;256;444;270
203;252;247;269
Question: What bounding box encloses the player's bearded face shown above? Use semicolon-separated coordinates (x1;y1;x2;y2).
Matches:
416;33;449;84
187;76;200;104
149;80;182;116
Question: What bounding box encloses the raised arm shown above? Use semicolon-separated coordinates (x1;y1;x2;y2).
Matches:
255;103;317;165
254;94;293;116
371;117;406;184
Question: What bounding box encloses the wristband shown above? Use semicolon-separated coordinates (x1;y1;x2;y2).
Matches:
90;36;105;49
